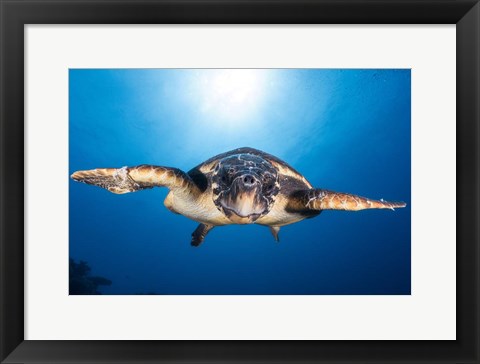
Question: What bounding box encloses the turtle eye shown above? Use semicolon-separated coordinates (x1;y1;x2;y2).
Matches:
228;168;235;175
262;175;273;187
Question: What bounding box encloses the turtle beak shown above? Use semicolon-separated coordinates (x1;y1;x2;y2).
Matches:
220;175;267;224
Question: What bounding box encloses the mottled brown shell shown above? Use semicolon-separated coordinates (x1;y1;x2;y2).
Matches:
190;147;312;196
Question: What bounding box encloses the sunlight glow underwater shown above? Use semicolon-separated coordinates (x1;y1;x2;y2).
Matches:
194;70;268;119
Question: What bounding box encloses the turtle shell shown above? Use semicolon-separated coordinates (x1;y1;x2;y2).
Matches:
188;147;313;196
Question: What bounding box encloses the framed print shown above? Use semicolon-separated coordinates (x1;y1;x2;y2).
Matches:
1;1;479;363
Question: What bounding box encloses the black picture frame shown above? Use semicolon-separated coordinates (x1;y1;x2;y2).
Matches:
1;1;479;363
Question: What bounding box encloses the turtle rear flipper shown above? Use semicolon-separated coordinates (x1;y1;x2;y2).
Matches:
287;189;407;212
71;165;197;195
269;226;280;242
191;224;214;247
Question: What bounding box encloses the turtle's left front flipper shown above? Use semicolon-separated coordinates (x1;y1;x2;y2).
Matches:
287;189;406;212
71;165;197;195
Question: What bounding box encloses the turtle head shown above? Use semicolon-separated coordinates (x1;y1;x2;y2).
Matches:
212;154;279;224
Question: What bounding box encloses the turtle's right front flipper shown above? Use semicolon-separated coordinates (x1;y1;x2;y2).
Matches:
71;165;195;195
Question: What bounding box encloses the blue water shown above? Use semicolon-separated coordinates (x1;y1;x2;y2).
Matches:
69;69;411;295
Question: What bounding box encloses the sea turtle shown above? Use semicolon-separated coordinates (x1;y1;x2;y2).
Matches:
71;147;406;246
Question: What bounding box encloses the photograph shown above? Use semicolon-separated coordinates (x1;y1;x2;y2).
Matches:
69;68;411;295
